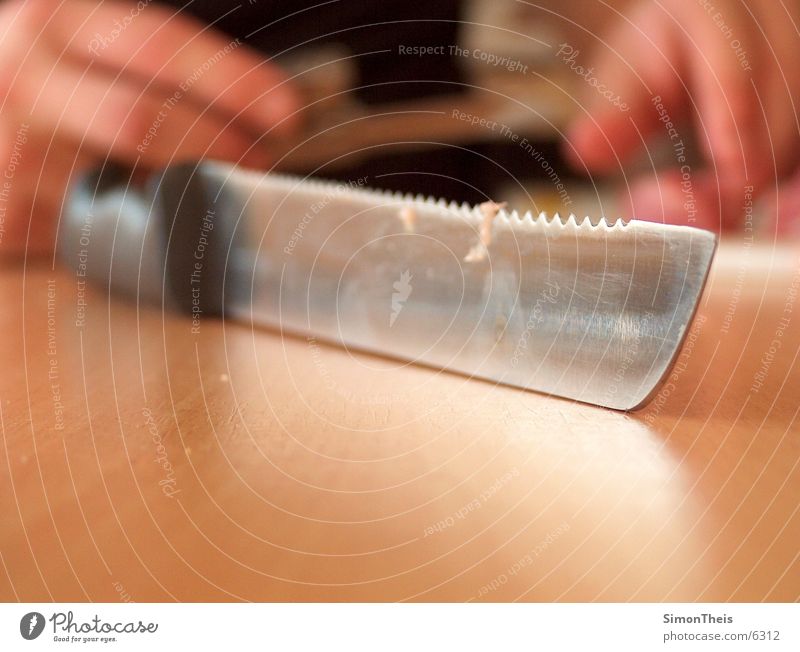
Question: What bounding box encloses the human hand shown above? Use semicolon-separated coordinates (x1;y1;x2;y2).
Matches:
0;0;299;255
563;0;800;233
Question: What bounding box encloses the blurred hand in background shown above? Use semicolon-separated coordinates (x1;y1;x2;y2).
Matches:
0;0;298;255
564;0;800;234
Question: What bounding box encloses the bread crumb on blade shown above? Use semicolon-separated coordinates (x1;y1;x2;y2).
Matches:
398;206;417;233
464;200;506;262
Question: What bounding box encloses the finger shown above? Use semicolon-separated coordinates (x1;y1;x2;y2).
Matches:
679;3;766;196
45;0;301;136
0;128;91;256
619;169;723;233
752;1;800;180
758;168;800;237
563;2;684;172
10;52;271;168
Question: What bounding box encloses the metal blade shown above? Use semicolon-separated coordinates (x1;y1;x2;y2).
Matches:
199;161;715;410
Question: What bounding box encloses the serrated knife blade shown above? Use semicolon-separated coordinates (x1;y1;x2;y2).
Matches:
61;161;716;410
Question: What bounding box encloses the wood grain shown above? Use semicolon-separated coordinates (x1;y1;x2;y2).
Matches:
0;242;798;602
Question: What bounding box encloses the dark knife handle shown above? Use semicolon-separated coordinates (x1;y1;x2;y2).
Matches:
59;162;238;317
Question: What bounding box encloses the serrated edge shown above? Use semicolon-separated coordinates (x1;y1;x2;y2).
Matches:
208;162;717;239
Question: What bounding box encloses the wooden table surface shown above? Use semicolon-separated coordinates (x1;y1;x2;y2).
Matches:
1;241;798;602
